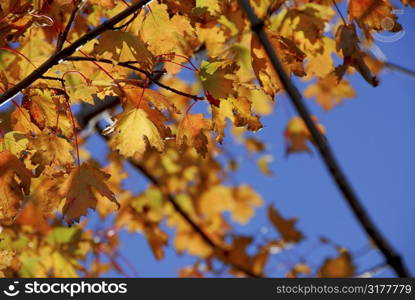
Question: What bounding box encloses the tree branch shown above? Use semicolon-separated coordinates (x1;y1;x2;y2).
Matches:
64;56;205;101
0;0;153;107
382;60;415;79
239;0;411;278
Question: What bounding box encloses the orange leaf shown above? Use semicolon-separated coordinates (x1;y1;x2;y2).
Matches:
0;151;31;225
268;205;303;243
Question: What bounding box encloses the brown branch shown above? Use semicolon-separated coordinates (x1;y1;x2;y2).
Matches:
64;56;205;101
239;0;411;278
332;0;347;25
112;10;140;31
55;0;83;53
0;0;153;106
382;61;415;78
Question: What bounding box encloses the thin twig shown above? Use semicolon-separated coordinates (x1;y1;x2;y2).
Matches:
332;0;347;25
239;0;410;278
382;61;415;78
55;0;83;53
64;56;205;101
112;11;140;31
40;75;65;82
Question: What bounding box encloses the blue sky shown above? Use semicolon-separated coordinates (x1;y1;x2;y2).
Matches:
91;5;415;277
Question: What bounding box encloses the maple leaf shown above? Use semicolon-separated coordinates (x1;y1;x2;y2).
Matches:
232;185;264;224
64;78;99;105
11;107;42;135
199;60;239;107
318;248;355;277
348;0;402;33
251;30;306;97
212;95;263;143
179;265;204;278
22;89;57;130
93;31;154;71
0;131;29;157
272;4;335;54
304;74;356;110
145;226;169;261
177;114;211;157
140;2;197;61
199;185;263;224
286;263;311;278
401;0;415;6
0;151;32;225
0;250;15;277
30;173;64;219
59;163;118;224
335;24;379;87
268;205;303;243
89;0;116;9
257;155;273;176
284;116;326;154
193;0;222;18
226;235;253;273
16;202;51;234
108;107;166;158
28;134;74;175
304;37;336;79
122;84;178;113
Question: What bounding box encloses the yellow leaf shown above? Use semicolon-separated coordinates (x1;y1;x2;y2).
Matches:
304;74;356;110
284;116;326;154
59;163;117;224
141;2;196;57
109;107;165;158
199;59;239;105
177;114;211;157
199;185;263;224
271;4;335;54
0;131;29;157
335;24;379;87
28;134;74;175
349;0;402;33
252;30;305;97
0;151;31;225
93;31;154;71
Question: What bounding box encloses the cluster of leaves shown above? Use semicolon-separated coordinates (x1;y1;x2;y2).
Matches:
0;0;412;277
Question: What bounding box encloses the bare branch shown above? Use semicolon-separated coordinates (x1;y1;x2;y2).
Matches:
239;0;411;278
55;0;83;53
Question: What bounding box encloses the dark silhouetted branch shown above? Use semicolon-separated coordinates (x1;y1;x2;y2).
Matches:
55;0;83;53
239;0;410;278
